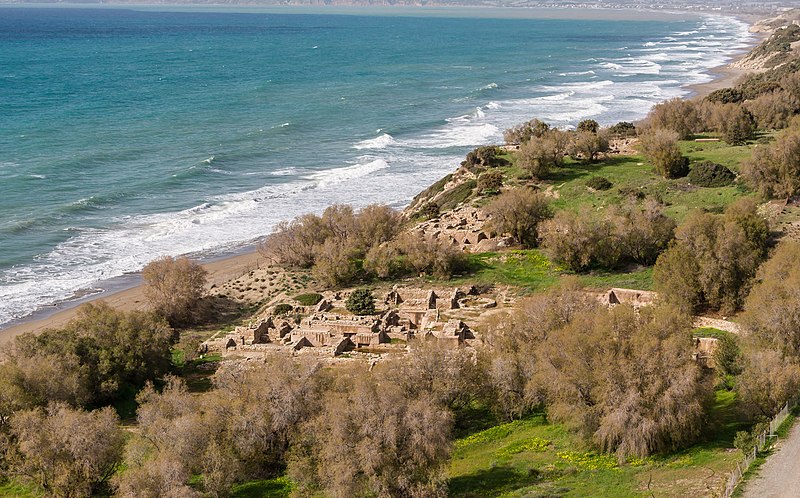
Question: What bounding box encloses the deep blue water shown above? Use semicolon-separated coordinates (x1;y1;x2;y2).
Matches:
0;6;751;325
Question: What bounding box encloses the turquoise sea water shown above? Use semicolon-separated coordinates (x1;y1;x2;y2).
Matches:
0;6;751;325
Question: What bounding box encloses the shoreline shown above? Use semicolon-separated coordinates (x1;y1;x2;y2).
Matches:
0;249;263;346
0;10;767;346
684;19;769;99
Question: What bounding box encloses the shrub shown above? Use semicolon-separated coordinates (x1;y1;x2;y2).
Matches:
745;90;800;130
396;233;468;279
142;256;208;327
712;103;757;145
9;403;124;497
288;375;452;498
504;118;550;144
364;243;406;279
706;87;744;104
613;200;676;266
741;126;800;198
586;176;613;190
417;201;440;220
537;304;710;460
576;119;599;133
741;241;800;358
568;130;610;163
462;145;507;170
486;188;552;248
5;303;174;410
733;430;757;455
477;169;504;195
345;289;376;315
644;98;701;139
516;129;570;178
540;207;622;272
312;237;359;288
259;214;328;268
608;121;636;137
294;293;323;306
274;303;293;315
687;161;735;187
736;349;800;421
355;204;401;250
654;198;769;314
639;128;689;179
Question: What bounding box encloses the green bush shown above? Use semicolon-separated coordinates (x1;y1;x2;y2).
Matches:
586;176;613;191
461;145;508;171
687;161;735;187
346;289;376;315
416;202;440;220
477;170;504;195
274;304;293;315
294;293;323;306
608;121;636;137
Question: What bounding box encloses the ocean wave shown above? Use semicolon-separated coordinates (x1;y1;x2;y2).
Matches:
269;167;299;176
353;133;396;150
308;158;390;189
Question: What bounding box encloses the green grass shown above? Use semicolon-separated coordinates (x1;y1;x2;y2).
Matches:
448;390;748;497
493;139;758;226
174;352;222;393
0;481;43;498
457;250;560;292
231;477;295;498
456;250;654;293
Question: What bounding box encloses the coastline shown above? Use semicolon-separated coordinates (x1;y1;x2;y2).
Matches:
0;10;766;347
685;20;769;99
0;249;263;346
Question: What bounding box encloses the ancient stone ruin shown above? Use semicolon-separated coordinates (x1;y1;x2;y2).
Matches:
203;286;484;358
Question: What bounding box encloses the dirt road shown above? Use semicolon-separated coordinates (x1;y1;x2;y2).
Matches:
742;422;800;498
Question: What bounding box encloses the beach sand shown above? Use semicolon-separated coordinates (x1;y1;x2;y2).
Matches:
0;250;264;347
0;13;768;347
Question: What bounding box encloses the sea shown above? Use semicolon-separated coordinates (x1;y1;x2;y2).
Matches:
0;5;752;327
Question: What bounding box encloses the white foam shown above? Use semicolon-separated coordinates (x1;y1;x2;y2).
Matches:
308;158;390;189
353;133;396;150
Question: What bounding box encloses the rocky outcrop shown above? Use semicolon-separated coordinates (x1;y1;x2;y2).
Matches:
411;204;512;253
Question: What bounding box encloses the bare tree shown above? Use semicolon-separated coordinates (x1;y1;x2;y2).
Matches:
142;256;208;326
288;370;452;498
9;403;124;497
536;304;710;461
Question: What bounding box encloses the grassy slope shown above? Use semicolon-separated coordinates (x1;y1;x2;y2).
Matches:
449;391;747;497
452;137;758;294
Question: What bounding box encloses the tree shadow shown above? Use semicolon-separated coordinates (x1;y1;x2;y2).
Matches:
546;156;633;184
449;465;556;497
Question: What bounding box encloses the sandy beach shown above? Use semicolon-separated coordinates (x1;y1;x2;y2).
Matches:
0;249;264;347
0;10;767;348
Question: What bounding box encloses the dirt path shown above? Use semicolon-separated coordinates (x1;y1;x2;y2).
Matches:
742;422;800;498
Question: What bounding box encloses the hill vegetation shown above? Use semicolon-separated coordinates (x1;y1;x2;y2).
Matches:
3;15;800;498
